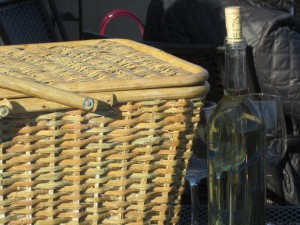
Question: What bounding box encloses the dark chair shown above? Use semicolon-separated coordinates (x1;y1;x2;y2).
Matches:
0;0;68;45
48;0;81;40
295;0;300;19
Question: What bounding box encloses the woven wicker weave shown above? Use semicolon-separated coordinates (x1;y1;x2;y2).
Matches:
0;39;209;224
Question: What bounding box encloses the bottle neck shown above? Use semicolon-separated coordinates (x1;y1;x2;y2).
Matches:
224;37;247;96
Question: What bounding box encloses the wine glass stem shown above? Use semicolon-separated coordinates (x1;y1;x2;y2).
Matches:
190;182;200;225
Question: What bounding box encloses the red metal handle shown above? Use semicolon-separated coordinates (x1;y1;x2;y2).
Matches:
98;8;144;36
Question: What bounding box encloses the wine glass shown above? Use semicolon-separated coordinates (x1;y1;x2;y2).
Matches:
249;93;287;168
249;93;287;205
186;101;216;225
193;101;217;159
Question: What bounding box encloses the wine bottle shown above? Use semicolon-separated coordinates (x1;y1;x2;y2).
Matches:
207;7;266;225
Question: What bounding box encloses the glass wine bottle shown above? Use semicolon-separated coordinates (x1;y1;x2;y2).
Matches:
207;6;266;225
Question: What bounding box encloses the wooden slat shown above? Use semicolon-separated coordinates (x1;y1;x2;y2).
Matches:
7;85;208;114
0;74;99;112
0;73;208;98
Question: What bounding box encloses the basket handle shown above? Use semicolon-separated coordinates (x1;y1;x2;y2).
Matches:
0;74;99;112
98;8;144;36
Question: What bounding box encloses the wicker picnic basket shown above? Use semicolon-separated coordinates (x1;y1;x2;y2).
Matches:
0;39;209;224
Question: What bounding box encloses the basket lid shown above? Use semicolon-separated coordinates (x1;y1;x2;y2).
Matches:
0;39;209;114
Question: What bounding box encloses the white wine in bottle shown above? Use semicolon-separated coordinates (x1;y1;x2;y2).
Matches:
207;6;266;225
